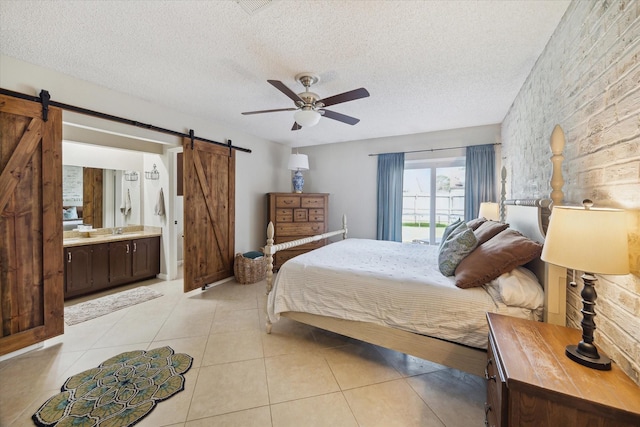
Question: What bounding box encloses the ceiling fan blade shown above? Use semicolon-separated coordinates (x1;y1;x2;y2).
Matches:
292;122;302;131
319;88;370;107
321;109;360;125
241;108;297;115
268;80;304;104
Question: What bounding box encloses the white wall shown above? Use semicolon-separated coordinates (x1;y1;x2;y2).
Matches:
299;125;501;239
1;55;291;280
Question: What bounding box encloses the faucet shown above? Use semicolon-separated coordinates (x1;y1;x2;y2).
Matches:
113;227;123;235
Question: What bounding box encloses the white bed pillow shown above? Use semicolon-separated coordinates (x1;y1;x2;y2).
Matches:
491;267;544;310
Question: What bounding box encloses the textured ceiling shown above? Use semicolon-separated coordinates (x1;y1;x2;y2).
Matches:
0;0;570;148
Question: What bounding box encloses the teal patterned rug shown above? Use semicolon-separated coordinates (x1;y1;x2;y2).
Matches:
32;346;193;427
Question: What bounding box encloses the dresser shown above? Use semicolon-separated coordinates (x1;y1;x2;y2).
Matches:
485;312;640;427
267;192;329;269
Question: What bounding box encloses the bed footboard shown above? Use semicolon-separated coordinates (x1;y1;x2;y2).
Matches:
264;214;347;333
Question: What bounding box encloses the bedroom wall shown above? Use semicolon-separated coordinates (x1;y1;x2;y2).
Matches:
297;125;501;239
1;55;292;279
502;0;640;384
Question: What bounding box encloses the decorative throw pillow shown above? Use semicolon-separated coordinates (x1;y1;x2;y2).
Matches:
495;267;544;310
438;223;479;276
466;217;487;231
62;206;78;220
439;218;463;249
454;228;543;289
473;220;509;246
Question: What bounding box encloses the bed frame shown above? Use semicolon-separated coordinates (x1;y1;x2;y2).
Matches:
264;126;568;377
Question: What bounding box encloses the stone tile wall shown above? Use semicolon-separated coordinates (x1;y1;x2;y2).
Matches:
502;0;640;384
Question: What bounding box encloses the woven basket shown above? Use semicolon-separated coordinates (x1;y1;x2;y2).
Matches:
233;252;267;284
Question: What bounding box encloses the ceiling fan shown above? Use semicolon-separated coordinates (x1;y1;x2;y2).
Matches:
242;73;370;131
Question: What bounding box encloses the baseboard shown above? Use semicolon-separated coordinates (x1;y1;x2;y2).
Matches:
0;341;44;362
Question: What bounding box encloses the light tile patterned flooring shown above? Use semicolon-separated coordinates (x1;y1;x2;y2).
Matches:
0;276;486;426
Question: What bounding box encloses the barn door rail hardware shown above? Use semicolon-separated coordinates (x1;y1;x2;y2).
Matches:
0;88;251;154
40;89;50;122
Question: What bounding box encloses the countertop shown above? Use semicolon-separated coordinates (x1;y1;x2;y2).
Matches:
63;225;162;248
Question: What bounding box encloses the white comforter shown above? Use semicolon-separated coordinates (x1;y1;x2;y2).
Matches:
267;238;541;349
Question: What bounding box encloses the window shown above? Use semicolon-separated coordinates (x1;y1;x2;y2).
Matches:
402;158;465;244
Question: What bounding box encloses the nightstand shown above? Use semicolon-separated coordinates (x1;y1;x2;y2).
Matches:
485;313;640;427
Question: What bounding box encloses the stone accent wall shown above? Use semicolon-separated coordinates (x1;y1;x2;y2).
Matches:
502;0;640;384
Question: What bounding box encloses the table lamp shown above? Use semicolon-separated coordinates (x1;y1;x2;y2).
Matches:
541;200;629;370
287;153;309;193
478;202;500;221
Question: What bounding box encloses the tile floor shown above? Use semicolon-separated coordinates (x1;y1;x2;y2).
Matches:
0;276;486;426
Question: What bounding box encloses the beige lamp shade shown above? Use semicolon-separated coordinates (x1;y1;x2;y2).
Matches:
287;153;309;171
478;202;500;221
541;206;629;275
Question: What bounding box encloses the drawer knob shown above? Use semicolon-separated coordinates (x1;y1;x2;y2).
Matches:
484;359;496;382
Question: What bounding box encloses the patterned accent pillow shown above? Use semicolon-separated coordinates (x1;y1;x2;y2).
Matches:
438;218;463;249
438;223;479;276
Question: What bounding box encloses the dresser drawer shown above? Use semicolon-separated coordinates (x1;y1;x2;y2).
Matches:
294;209;308;222
308;208;324;222
276;222;325;236
275;250;308;267
485;333;507;427
276;196;301;208
301;197;325;208
276;209;293;222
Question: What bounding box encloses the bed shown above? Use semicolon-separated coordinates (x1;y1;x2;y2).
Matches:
264;129;568;377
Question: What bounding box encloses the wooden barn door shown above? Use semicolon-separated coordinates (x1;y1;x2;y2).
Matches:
0;94;64;356
182;138;235;292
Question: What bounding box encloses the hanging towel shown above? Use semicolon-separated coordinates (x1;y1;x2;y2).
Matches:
154;187;166;217
120;188;132;216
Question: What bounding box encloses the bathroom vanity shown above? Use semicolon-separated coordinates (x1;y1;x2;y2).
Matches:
63;226;161;299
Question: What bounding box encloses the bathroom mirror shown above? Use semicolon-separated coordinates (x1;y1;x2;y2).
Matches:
63;165;141;230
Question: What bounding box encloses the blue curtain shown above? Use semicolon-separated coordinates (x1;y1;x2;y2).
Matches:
464;144;496;221
376;153;404;241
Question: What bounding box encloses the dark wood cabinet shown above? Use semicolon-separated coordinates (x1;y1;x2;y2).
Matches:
132;237;160;279
267;192;328;269
64;245;93;297
109;240;132;286
485;313;640;427
64;236;161;299
64;243;110;298
92;243;110;290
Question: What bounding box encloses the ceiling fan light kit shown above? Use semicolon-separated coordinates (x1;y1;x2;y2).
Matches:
293;109;321;127
242;72;370;131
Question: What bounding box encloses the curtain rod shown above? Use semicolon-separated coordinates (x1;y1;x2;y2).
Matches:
0;88;252;153
368;142;500;157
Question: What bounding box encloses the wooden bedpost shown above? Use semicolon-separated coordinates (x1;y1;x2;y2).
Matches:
500;166;507;223
550;125;565;209
546;124;567;326
342;214;348;239
265;221;274;333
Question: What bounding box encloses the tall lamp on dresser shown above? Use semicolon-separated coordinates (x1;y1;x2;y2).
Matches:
541;200;629;370
287;153;309;193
